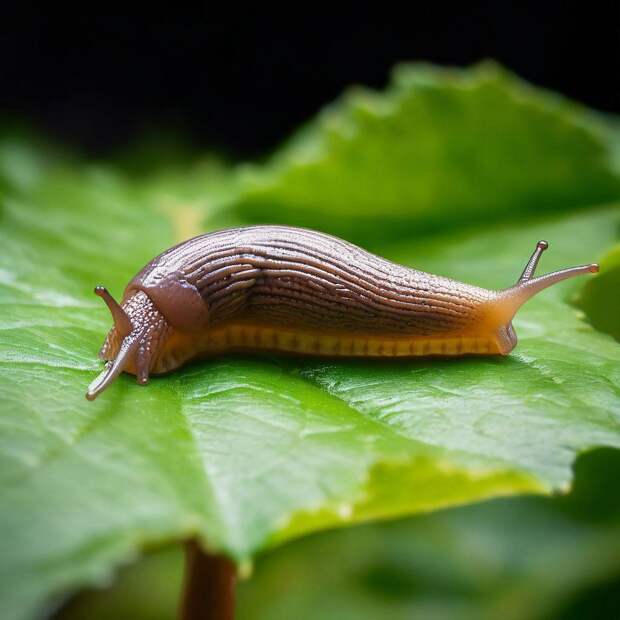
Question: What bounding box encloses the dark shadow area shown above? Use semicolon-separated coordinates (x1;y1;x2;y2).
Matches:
2;5;619;158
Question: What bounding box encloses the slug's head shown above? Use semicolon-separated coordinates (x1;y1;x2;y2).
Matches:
86;287;170;401
484;241;598;354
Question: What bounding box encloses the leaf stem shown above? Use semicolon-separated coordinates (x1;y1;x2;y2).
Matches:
179;540;236;620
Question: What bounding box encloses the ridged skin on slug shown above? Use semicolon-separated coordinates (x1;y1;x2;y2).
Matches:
132;226;495;335
87;226;599;400
99;291;169;370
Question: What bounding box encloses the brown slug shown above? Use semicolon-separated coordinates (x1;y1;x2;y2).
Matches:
86;225;598;400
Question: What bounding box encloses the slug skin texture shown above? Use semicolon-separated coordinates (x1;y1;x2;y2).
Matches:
87;227;598;400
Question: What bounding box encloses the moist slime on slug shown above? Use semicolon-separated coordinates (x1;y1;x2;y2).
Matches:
86;226;598;400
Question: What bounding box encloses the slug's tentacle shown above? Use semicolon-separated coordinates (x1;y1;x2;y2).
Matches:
94;286;132;337
86;329;144;400
517;240;548;284
509;263;599;303
497;242;599;321
87;290;170;400
135;327;161;385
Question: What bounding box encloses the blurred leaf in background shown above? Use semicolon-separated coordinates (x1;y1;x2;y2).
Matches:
1;63;619;620
575;243;620;342
57;448;620;620
234;62;620;245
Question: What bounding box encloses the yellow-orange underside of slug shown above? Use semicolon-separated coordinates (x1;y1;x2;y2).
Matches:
136;322;505;376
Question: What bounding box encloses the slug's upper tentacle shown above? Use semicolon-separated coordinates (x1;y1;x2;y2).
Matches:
507;263;599;303
517;240;548;284
494;241;599;324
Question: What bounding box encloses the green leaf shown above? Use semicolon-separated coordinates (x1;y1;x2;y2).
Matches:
233;62;620;244
237;451;620;620
575;243;620;342
1;64;620;620
55;449;620;620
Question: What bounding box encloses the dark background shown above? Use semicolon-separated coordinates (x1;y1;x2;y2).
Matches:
2;5;619;159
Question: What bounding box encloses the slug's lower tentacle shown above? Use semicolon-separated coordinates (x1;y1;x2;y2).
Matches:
136;347;150;385
135;327;161;385
86;330;143;400
88;290;170;399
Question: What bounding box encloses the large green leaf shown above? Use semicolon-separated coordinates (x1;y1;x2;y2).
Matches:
234;62;620;244
1;64;620;620
575;243;620;341
55;449;620;620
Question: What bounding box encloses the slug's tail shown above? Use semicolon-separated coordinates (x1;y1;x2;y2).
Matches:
496;240;598;319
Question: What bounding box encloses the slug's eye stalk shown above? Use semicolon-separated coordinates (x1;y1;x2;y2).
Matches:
94;286;132;337
497;240;599;322
517;240;548;284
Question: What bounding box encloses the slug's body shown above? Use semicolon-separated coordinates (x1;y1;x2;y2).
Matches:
87;226;598;400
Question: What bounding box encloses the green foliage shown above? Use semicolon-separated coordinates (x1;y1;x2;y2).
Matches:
575;243;620;341
1;63;620;620
234;62;620;244
57;450;620;620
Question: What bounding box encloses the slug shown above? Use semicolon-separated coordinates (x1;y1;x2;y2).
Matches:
86;225;598;400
